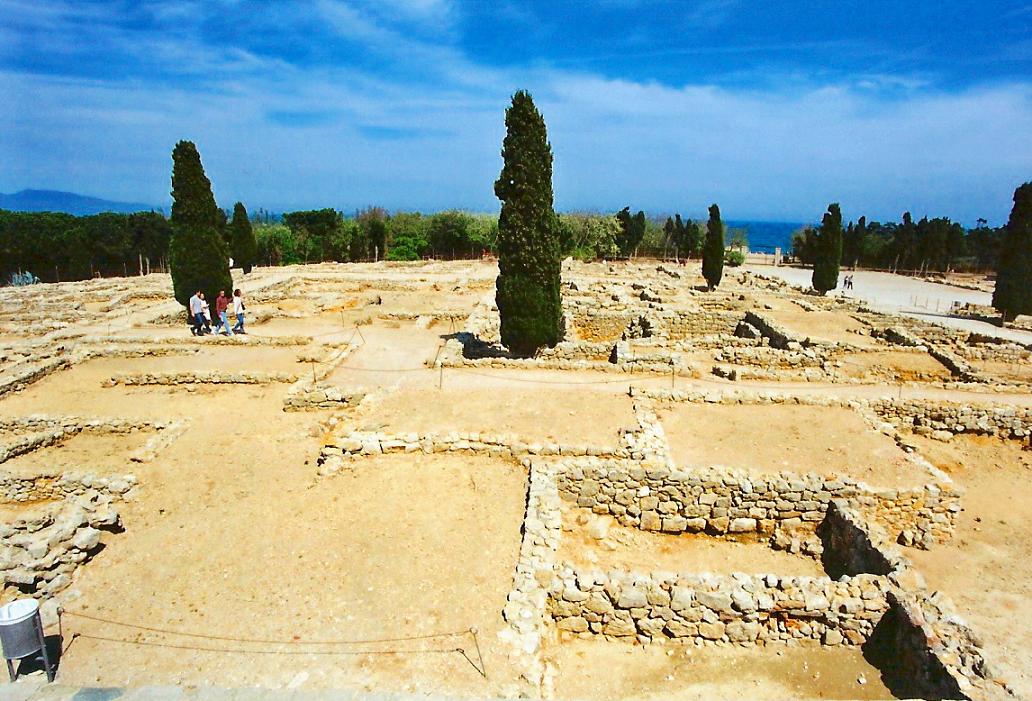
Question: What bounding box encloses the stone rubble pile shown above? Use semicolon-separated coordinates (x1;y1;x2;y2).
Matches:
1;489;126;597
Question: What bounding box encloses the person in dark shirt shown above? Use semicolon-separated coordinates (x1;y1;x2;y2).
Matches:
214;290;233;335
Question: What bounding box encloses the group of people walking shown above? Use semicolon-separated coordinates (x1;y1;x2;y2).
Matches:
188;288;246;336
842;274;855;290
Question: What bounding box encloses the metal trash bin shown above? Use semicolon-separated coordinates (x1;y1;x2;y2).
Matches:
0;599;54;682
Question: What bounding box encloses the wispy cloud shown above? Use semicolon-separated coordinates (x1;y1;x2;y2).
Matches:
0;0;1030;224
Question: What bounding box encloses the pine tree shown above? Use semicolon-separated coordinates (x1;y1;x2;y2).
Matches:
992;182;1032;322
702;203;724;289
230;201;258;274
169;140;232;308
812;203;843;295
494;91;561;357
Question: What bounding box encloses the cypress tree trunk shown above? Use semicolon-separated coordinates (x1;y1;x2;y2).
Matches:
169;141;233;308
494;91;561;357
230;201;258;274
812;203;844;295
992;182;1032;322
702;204;724;289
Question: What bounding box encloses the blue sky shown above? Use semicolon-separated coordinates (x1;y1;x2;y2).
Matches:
1;1;1030;224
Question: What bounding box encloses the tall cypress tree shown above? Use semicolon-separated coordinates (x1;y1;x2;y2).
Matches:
702;203;724;289
992;182;1032;322
494;90;561;357
169;141;232;308
230;201;258;274
812;202;844;295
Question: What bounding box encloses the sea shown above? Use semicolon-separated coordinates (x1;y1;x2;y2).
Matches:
726;220;808;253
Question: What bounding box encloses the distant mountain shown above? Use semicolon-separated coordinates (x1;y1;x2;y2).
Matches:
0;189;157;215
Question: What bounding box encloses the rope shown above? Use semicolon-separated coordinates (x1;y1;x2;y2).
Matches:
70;633;462;658
61;612;488;677
62;610;466;645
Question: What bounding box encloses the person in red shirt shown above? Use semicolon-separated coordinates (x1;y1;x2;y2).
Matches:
214;290;233;335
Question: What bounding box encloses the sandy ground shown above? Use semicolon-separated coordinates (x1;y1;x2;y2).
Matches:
325;322;448;391
969;358;1032;384
3;430;154;472
762;308;882;348
547;639;892;701
660;403;926;487
559;506;826;577
903;433;1032;698
746;264;1032;345
4;261;1032;698
357;388;635;448
833;350;953;382
56;445;527;695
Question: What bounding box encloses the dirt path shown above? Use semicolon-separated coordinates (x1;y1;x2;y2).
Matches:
745;265;1032;346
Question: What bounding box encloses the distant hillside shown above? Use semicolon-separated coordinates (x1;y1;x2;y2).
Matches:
0;189;157;215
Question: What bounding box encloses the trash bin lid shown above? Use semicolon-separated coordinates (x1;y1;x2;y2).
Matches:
0;599;39;626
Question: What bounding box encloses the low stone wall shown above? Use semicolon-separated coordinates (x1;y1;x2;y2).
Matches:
538;341;614;362
106;370;298;386
0;356;71;397
1;500;122;598
0;470;136;502
0;428;73;464
872;589;1019;701
74;332;314;348
640;385;1032;443
555;458;958;547
715;346;825;369
128;421;188;463
548;567;889;646
819;501;908;578
283;384;365;412
282;344;358;410
501;461;561;695
870;398;1031;441
744;311;799;349
317;431;628;477
570;311;636;343
0;417;179;466
662;310;740;339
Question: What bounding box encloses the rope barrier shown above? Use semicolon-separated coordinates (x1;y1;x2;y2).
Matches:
61;611;469;645
60;611;488;677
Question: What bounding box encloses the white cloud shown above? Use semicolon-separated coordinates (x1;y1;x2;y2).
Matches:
1;0;1030;224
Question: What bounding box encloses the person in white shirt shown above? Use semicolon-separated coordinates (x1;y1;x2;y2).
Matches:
188;290;205;336
231;288;246;334
200;295;212;334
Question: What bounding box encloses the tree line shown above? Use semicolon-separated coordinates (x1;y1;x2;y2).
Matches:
0;210;171;283
791;212;1004;273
